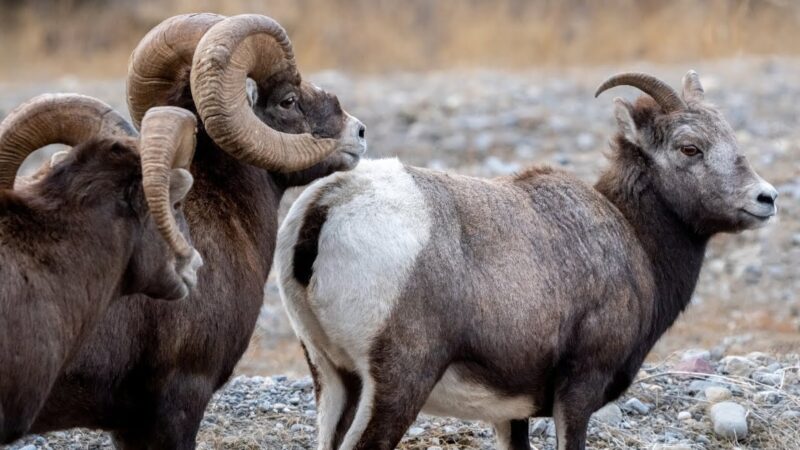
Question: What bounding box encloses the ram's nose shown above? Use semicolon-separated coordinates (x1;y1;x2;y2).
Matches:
344;115;367;156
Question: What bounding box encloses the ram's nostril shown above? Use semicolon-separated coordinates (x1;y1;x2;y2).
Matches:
358;125;366;140
757;192;775;205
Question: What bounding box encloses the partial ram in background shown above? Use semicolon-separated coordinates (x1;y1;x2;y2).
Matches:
0;96;201;443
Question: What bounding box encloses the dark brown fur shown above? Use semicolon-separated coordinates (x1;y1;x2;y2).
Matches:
30;69;358;449
0;138;190;444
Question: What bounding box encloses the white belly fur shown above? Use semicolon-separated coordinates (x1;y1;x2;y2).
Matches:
422;366;534;423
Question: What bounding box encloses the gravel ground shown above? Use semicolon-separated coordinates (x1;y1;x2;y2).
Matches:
1;57;798;448
6;350;799;449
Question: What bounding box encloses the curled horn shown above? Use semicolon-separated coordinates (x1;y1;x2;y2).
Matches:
139;106;199;268
0;93;136;190
126;13;226;129
595;72;686;114
190;14;338;173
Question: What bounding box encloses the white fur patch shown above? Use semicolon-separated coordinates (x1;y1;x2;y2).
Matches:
277;158;431;366
422;365;534;423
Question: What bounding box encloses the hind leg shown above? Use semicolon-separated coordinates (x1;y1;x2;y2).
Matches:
302;342;353;450
336;354;443;450
494;419;531;450
112;374;213;450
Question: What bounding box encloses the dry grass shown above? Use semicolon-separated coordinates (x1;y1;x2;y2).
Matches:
2;0;800;80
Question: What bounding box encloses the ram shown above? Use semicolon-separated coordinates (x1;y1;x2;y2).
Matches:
276;71;778;450
0;95;201;444
30;14;366;448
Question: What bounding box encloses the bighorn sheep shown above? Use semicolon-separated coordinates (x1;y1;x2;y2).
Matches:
275;71;778;450
30;13;366;448
0;94;202;444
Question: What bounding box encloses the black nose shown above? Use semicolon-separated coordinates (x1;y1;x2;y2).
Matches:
757;190;777;206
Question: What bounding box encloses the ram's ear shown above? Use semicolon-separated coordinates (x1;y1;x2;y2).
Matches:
613;97;639;145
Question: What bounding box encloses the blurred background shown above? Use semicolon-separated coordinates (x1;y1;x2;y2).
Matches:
0;0;798;377
2;0;800;77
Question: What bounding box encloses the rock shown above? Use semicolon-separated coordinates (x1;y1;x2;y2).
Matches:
688;380;717;394
752;371;782;386
721;356;757;376
592;403;623;425
709;401;748;440
746;352;776;365
681;348;711;361
623;397;651;415
779;410;800;421
652;445;692;450
704;386;732;403
18;446;36;450
427;447;443;450
677;411;692;421
673;356;714;374
754;390;783;404
408;426;425;437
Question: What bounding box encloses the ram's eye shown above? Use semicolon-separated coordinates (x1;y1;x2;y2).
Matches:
680;145;701;157
279;95;297;109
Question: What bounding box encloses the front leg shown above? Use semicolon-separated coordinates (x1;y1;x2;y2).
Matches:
494;418;531;450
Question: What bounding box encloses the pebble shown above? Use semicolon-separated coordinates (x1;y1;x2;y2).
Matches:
677;411;692;421
704;386;732;403
17;446;36;450
673;355;714;374
709;401;749;440
754;390;782;404
721;356;758;376
652;445;692;450
681;348;711;361
592;403;623;425
623;397;651;414
752;371;782;386
408;426;425;437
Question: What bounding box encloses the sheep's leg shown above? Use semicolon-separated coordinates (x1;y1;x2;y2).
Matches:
494;419;531;450
301;343;352;450
112;374;212;450
335;357;441;450
553;377;604;450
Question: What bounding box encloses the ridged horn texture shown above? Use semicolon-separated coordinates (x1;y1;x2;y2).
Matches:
190;14;338;173
126;13;226;129
0;93;137;190
139;106;198;260
595;72;687;114
682;70;705;103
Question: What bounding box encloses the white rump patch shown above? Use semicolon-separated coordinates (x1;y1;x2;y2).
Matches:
422;365;534;423
277;158;432;370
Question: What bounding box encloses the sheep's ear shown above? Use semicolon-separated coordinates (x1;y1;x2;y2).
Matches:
169;168;194;209
49;150;70;167
613;97;639;145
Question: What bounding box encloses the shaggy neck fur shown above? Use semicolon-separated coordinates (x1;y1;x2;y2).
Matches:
595;135;709;358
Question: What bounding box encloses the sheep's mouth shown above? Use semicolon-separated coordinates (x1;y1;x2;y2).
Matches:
739;208;774;221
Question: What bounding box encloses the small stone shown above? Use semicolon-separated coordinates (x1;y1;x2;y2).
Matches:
652;444;692;450
18;446;37;450
623;397;651;415
687;380;717;394
752;371;782;386
681;348;711;361
427;447;443;450
408;426;425;437
721;356;757;376
677;411;692;421
530;418;549;437
779;410;800;421
754;390;782;404
746;352;776;365
673;356;714;374
592;403;623;425
704;386;732;403
710;401;748;440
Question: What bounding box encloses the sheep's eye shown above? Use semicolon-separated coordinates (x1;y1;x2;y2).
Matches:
680;145;701;157
279;95;297;109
